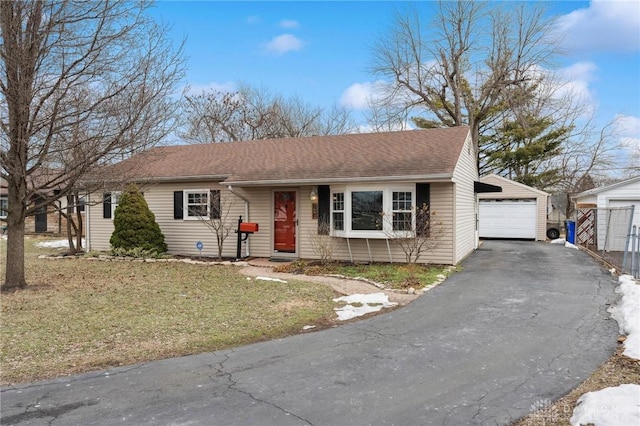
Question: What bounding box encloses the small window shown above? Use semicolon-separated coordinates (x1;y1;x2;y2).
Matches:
186;191;209;218
183;189;221;220
351;191;383;231
0;196;7;218
332;192;344;231
77;196;86;213
392;191;412;231
111;192;121;219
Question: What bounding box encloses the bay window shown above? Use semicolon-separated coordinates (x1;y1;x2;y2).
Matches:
351;191;383;231
392;191;412;231
332;192;344;231
330;185;416;238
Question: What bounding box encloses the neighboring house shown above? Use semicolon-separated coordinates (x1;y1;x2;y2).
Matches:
477;174;550;241
574;176;640;251
86;127;497;265
0;176;83;236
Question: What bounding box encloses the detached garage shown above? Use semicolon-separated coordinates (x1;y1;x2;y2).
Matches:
478;174;549;241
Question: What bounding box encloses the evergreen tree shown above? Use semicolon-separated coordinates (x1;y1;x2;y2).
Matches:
110;184;167;253
480;115;571;190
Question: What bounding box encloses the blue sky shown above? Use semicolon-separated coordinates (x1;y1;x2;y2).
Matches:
152;0;640;156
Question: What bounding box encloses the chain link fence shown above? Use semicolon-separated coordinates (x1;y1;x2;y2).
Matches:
575;206;639;278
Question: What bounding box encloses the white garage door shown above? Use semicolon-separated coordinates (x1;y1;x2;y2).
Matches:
479;199;537;239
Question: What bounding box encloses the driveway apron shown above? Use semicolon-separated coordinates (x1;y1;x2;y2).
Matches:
1;240;620;425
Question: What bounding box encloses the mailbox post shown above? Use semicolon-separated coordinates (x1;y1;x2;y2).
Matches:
236;216;259;260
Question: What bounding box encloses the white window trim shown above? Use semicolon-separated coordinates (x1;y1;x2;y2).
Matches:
0;195;7;219
184;189;210;220
111;192;121;220
330;184;415;239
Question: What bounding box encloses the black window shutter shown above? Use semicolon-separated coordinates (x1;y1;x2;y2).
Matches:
317;185;330;235
416;183;431;236
173;191;183;219
416;183;430;209
210;190;221;219
103;193;111;219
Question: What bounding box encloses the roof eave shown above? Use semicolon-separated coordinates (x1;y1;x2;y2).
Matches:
224;173;455;187
573;175;640;199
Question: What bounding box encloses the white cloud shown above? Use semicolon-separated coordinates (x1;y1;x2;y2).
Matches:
279;19;299;29
263;34;304;55
556;61;598;100
340;82;375;109
615;114;640;153
339;81;389;109
556;0;640;53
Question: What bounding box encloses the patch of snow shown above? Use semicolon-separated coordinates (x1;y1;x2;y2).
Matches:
256;276;288;283
302;325;316;330
35;239;85;249
570;384;640;426
333;293;397;321
608;275;640;360
550;238;566;244
565;241;579;250
569;276;640;425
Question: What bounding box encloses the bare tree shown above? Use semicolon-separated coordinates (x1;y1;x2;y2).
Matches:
180;83;356;143
0;1;184;290
384;204;446;264
554;119;624;218
369;1;558;157
197;190;238;261
307;220;337;264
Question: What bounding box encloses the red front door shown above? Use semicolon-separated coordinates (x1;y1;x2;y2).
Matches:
274;191;296;253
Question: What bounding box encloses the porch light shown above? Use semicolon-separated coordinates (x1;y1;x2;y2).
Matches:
310;187;318;202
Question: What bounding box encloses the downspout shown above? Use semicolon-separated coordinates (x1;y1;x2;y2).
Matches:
228;185;250;257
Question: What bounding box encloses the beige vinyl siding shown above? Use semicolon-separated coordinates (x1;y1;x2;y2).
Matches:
234;187;272;258
478;174;549;241
451;134;479;263
87;192;115;251
145;182;244;257
89;181;458;264
89;182;252;257
298;183;456;265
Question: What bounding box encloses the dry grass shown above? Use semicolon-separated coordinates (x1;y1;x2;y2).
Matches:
512;346;640;425
0;237;339;385
275;260;453;290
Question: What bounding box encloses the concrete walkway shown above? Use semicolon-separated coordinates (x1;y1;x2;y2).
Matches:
241;259;420;306
0;241;620;425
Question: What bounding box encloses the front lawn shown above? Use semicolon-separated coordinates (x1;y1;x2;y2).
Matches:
0;237;339;385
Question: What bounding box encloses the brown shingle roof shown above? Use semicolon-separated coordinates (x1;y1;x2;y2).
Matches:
106;127;470;185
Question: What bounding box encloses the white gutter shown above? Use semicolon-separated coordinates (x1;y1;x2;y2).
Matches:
228;185;250;257
225;173;454;187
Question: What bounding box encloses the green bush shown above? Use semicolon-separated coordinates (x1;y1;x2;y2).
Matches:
110;184;168;253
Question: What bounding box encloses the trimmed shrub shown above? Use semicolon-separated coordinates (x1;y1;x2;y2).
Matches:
110;184;167;253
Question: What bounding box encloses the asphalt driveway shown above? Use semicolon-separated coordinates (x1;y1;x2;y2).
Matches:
1;240;620;425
